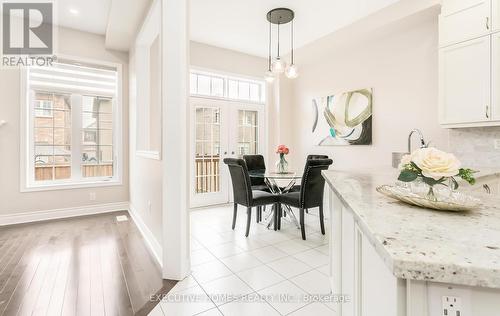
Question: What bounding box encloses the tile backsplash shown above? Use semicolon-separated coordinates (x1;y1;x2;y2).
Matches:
449;127;500;168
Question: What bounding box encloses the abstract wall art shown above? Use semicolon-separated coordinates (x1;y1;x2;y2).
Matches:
312;88;373;146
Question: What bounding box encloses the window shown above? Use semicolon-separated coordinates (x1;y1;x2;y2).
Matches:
23;60;121;190
190;70;266;104
34;99;53;117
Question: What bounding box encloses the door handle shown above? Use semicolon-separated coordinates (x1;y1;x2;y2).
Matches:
231;151;235;155
486;17;490;30
486;105;490;119
223;151;228;155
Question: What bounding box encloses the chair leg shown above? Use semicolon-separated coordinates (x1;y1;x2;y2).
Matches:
273;204;278;231
246;207;252;237
277;204;282;230
299;208;306;240
305;208;309;214
319;205;325;235
256;206;260;223
232;203;238;230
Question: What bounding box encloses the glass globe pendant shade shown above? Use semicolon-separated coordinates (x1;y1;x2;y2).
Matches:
271;57;286;74
285;64;299;79
264;70;275;83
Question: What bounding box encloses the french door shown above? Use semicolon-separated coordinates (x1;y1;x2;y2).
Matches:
190;97;265;208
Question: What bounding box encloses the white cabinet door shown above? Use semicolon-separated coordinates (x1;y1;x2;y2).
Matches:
440;0;491;47
439;36;491;125
361;233;400;316
493;32;500;120
493;0;500;31
341;208;356;316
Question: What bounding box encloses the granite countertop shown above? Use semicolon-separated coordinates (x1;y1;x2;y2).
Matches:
322;168;500;289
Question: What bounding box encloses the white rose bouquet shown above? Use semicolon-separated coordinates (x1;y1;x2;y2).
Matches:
398;148;476;193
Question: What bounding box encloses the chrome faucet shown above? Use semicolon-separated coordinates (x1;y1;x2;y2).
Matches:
408;129;427;153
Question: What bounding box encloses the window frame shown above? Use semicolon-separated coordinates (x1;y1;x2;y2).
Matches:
189;67;266;105
20;55;123;192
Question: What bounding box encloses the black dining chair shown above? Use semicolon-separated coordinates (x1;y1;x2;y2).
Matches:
291;154;330;193
279;158;333;240
243;155;268;191
306;154;329;160
223;158;280;237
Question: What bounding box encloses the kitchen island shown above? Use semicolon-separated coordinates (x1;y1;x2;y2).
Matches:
322;168;500;316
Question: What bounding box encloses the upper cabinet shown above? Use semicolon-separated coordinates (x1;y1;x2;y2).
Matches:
439;37;491;125
493;32;500;120
440;0;491;47
439;0;500;127
494;0;500;30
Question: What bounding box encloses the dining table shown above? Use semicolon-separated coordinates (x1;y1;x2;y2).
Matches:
248;170;302;230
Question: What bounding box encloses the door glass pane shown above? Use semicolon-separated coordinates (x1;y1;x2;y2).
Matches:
237;110;258;157
194;107;221;194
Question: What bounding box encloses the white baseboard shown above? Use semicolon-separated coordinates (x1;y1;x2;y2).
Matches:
128;203;163;267
0;201;129;226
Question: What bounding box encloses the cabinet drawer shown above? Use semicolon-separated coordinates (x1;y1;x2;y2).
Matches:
493;32;500;120
439;36;491;125
440;0;491;47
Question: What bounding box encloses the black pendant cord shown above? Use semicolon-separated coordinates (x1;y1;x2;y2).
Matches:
277;22;280;58
291;20;294;65
268;19;272;71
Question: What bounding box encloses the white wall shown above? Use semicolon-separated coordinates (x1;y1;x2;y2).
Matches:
285;6;450;170
129;45;163;248
189;41;278;164
0;27;129;216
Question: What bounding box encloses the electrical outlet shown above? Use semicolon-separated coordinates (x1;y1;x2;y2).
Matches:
89;192;96;201
442;296;462;316
494;139;500;150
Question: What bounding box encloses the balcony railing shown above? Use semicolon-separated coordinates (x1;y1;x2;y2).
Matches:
195;156;220;193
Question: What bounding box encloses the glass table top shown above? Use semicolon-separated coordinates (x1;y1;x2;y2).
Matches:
248;170;302;180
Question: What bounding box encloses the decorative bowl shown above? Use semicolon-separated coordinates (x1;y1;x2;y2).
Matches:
376;184;481;212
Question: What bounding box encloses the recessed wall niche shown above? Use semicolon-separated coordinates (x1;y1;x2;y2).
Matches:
135;0;162;159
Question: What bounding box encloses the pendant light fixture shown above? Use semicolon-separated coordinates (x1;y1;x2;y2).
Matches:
264;18;275;83
265;8;298;81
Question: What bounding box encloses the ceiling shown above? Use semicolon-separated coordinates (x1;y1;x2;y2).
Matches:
52;0;400;54
56;0;111;35
190;0;401;57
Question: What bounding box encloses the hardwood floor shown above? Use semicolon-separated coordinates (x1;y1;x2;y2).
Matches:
0;211;176;316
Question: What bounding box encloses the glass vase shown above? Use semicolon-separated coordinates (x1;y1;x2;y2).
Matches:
275;154;288;173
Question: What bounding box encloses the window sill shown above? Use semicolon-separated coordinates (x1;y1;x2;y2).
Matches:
21;179;122;192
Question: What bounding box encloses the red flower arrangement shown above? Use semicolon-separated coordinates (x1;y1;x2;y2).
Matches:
276;144;290;155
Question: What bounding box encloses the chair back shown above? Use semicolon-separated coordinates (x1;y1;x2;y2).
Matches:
299;158;333;208
243;155;266;186
223;158;253;206
307;155;329;160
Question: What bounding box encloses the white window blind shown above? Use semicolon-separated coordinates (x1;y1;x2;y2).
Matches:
29;62;118;97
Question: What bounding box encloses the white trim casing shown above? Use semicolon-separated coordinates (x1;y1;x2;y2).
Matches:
0;202;129;226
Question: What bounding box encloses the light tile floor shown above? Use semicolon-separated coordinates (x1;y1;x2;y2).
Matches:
150;205;335;316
